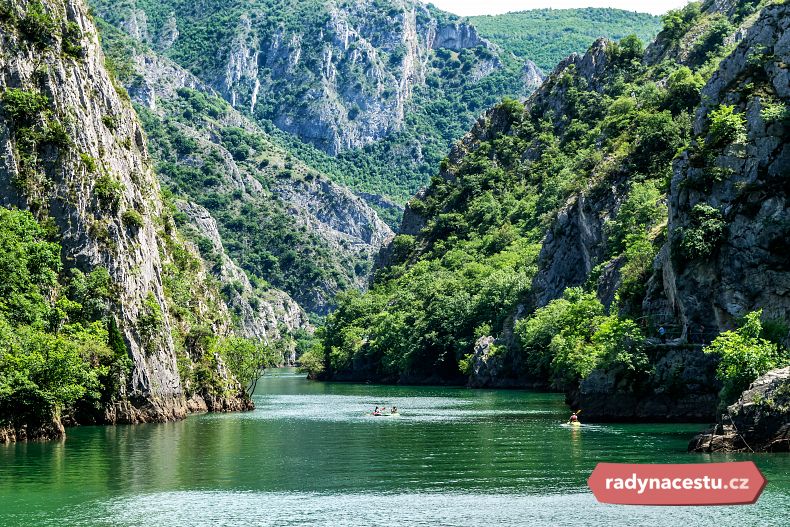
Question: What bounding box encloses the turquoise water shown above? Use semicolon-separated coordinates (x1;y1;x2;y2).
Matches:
1;368;788;526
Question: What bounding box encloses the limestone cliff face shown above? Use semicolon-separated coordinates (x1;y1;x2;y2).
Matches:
645;0;748;67
569;345;720;422
272;176;394;290
177;201;311;341
115;47;392;315
128;51;213;111
526;38;610;124
525;39;623;309
644;3;789;338
505;2;790;335
533;3;788;421
432;21;490;51
0;0;247;426
221;2;498;155
93;0;501;156
690;367;790;452
520;59;545;90
378;2;787;414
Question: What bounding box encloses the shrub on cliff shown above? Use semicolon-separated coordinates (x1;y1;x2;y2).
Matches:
705;311;789;406
678;203;726;261
660;1;702;42
706;104;747;149
515;288;647;388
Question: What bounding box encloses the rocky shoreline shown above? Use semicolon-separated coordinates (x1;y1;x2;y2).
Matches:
0;392;253;444
689;367;790;453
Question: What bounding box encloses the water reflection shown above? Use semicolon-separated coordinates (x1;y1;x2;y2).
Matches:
1;369;788;526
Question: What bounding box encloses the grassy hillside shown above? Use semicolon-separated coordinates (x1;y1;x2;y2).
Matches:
470;8;661;73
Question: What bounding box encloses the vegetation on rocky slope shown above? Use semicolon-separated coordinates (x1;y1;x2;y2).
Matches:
314;0;789;403
94;17;392;316
0;0;281;440
89;0;663;208
470;8;661;73
0;207;120;435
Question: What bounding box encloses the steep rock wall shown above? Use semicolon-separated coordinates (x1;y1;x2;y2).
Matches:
116;49;393;315
0;0;249;429
644;3;789;338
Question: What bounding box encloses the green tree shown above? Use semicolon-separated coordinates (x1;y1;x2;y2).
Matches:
515;288;605;387
0;317;103;430
660;2;701;41
679;203;726;260
606;180;664;255
705;311;788;405
0;207;61;326
664;66;703;114
217;337;277;395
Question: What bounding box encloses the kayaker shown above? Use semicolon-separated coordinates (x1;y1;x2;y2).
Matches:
569;411;579;424
373;406;381;416
391;406;398;414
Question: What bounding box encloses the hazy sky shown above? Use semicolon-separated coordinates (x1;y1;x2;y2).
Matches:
428;1;690;17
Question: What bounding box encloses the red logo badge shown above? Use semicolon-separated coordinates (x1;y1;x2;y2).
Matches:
588;462;767;506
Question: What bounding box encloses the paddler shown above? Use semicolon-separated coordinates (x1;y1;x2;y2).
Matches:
569;411;580;424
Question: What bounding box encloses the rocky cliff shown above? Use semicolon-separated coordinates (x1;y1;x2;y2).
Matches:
548;1;788;420
85;0;554;209
91;0;501;156
569;344;720;422
332;1;787;416
690;367;790;452
643;2;790;340
543;3;787;423
101;39;393;315
0;0;249;437
177;201;310;341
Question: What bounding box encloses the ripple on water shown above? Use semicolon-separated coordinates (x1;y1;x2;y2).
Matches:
198;393;556;424
59;490;790;527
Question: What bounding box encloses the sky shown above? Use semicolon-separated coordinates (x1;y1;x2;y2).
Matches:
427;0;691;17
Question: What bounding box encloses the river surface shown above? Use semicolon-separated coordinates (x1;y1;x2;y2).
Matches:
1;368;789;526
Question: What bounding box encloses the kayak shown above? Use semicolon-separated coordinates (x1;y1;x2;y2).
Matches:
569;421;581;427
372;413;400;417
